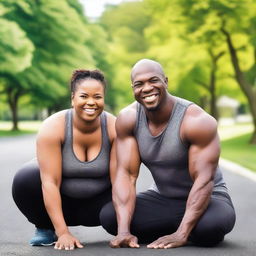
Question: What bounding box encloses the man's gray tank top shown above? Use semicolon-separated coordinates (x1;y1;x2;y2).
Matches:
60;109;111;198
134;97;228;199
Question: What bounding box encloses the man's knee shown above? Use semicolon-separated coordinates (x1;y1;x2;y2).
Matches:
190;221;228;247
99;202;117;235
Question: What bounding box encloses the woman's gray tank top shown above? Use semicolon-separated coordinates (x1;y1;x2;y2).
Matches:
60;109;111;198
134;97;227;199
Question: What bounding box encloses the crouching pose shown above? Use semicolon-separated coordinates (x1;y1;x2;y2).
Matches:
12;69;116;250
100;59;236;249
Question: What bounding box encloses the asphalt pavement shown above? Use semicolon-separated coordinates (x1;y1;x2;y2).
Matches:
0;134;256;256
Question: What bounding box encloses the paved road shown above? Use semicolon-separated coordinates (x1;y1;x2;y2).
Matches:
0;135;256;256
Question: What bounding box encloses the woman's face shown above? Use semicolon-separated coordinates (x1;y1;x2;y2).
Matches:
72;79;105;122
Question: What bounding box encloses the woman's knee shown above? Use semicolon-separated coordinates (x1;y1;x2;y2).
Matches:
99;202;117;235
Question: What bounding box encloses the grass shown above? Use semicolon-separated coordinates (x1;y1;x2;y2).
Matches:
218;122;253;141
0;129;36;137
0;121;41;137
220;133;256;172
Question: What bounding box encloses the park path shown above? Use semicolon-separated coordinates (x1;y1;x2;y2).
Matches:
0;134;256;256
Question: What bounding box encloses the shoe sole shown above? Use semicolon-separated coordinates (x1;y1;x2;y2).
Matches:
30;242;56;246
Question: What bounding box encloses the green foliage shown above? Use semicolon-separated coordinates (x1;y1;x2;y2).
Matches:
0;18;34;73
221;133;256;172
99;1;151;111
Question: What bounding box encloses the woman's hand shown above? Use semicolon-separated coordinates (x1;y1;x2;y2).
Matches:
54;232;83;250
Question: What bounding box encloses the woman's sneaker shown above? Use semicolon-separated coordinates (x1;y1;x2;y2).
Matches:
29;228;57;246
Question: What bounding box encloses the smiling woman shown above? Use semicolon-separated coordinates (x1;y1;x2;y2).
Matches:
12;69;116;250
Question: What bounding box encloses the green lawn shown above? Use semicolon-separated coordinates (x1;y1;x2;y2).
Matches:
0;129;36;137
220;133;256;172
0;121;41;137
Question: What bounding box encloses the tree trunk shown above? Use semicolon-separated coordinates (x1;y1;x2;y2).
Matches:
209;66;218;121
7;88;20;131
221;28;256;144
250;118;256;144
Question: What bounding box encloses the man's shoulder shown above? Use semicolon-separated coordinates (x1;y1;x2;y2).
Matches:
116;102;138;134
183;104;218;143
118;102;137;119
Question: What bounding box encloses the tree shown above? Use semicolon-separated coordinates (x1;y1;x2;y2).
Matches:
99;1;151;111
1;0;96;127
0;14;34;130
143;0;241;120
178;0;256;143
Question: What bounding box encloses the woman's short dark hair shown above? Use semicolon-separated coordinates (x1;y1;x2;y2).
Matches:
70;69;107;93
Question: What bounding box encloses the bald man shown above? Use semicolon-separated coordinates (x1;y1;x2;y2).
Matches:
100;59;236;249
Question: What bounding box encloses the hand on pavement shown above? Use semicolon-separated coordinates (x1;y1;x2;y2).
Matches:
54;232;84;250
110;233;140;248
147;231;187;249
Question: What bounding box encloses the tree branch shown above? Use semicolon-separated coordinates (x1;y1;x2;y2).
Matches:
195;79;210;91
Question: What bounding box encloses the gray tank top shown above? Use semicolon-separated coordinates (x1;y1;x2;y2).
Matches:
134;97;227;199
61;109;111;198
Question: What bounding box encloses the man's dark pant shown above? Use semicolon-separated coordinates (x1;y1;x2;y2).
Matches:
100;190;236;246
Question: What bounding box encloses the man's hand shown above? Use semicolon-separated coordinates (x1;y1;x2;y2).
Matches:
54;232;83;250
110;233;140;248
147;231;187;249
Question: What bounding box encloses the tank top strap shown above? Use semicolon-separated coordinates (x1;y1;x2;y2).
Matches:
64;108;73;147
100;111;111;146
134;102;143;135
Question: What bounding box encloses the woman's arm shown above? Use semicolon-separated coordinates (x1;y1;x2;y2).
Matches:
37;113;83;250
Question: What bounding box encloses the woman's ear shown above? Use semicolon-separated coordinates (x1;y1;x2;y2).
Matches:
71;92;74;107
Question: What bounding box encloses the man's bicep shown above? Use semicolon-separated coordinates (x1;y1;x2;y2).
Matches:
116;136;141;179
188;128;220;182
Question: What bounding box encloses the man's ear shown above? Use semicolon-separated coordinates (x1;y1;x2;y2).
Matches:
165;77;168;87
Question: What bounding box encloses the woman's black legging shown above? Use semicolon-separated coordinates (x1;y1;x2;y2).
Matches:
12;159;112;230
100;189;236;246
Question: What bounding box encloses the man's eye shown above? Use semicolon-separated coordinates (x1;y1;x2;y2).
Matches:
134;83;142;88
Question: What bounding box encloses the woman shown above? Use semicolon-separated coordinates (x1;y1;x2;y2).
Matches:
12;69;116;250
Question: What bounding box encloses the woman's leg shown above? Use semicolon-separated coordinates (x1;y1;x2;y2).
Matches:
12;159;54;229
63;188;112;227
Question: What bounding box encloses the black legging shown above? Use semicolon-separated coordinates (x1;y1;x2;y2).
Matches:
100;190;236;246
12;159;112;230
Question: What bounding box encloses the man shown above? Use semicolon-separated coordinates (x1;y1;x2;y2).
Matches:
100;59;236;249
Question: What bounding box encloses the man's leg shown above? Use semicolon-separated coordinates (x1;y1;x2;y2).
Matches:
100;190;186;243
189;192;236;246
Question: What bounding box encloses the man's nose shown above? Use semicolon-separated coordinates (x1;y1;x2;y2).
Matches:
142;82;153;92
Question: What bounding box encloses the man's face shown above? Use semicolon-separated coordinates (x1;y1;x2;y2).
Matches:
131;67;168;111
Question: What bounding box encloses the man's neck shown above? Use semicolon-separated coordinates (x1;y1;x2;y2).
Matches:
145;94;175;125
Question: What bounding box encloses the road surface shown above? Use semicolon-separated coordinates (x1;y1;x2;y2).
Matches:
0;135;255;255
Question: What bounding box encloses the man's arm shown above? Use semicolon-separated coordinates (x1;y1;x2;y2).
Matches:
110;106;141;248
148;105;220;249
